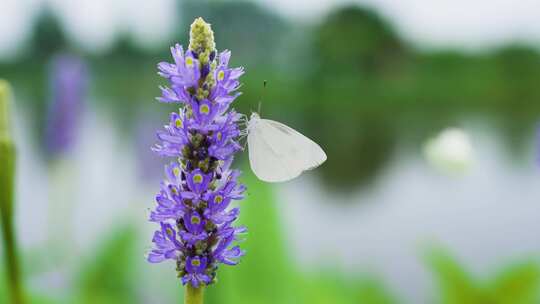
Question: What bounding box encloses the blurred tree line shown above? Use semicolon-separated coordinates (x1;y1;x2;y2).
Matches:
1;1;539;189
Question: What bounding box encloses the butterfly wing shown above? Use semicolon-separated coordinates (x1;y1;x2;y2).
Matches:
247;118;327;182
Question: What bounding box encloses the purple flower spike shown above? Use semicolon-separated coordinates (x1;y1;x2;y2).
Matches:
45;53;87;155
147;18;246;288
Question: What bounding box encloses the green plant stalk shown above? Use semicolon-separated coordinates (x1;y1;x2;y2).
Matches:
0;80;25;304
184;285;204;304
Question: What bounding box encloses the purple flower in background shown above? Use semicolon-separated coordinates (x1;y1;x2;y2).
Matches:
147;18;246;288
45;54;87;155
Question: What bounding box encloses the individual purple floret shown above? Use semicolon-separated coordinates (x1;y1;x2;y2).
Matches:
147;17;246;288
182;256;212;288
45;53;87;155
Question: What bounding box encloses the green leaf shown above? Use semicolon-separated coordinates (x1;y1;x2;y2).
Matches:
0;79;25;304
299;274;352;304
355;277;399;304
205;168;295;304
425;249;483;304
490;261;540;304
74;226;139;304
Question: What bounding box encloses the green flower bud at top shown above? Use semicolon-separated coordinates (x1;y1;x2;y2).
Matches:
189;17;215;66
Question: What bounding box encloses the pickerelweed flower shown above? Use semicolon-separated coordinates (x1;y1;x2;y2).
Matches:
45;54;87;156
147;18;246;293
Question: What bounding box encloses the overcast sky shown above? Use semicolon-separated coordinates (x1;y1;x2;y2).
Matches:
259;0;540;51
1;0;540;60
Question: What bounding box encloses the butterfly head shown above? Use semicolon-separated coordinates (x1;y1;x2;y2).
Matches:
250;112;260;121
246;112;260;133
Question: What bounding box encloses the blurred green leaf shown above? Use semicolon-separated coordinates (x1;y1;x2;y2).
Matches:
299;274;399;304
206;168;295;304
427;248;540;304
0;80;26;304
490;261;540;304
426;249;486;304
355;277;399;304
74;225;139;304
299;274;350;304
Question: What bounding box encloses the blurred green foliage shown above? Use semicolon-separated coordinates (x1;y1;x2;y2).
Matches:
74;226;139;304
205;170;294;304
427;249;540;304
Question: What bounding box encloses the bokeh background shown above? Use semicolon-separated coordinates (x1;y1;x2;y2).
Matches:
1;0;540;303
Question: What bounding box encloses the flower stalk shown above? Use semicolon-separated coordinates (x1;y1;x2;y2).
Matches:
147;18;247;302
0;80;25;304
185;285;204;304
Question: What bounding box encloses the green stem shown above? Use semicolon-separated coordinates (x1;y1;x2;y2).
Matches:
0;80;25;304
184;285;204;304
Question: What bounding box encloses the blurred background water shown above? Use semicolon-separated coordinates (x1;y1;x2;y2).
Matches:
0;0;539;303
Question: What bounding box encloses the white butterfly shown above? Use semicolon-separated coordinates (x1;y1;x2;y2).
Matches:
246;112;327;182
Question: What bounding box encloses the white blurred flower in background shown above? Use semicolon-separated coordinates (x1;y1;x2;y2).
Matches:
423;127;474;175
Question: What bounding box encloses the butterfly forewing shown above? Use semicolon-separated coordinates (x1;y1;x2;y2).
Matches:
247;117;327;182
248;120;303;182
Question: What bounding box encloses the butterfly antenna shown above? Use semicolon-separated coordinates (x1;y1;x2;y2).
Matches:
257;80;267;114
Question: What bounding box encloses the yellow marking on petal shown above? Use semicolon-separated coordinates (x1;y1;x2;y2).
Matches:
214;195;223;204
175;119;183;128
191;259;201;267
173;167;181;177
186;57;193;67
217;70;225;81
193;174;203;184
216;132;222;141
191;215;201;225
166;228;173;236
200;104;210;115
